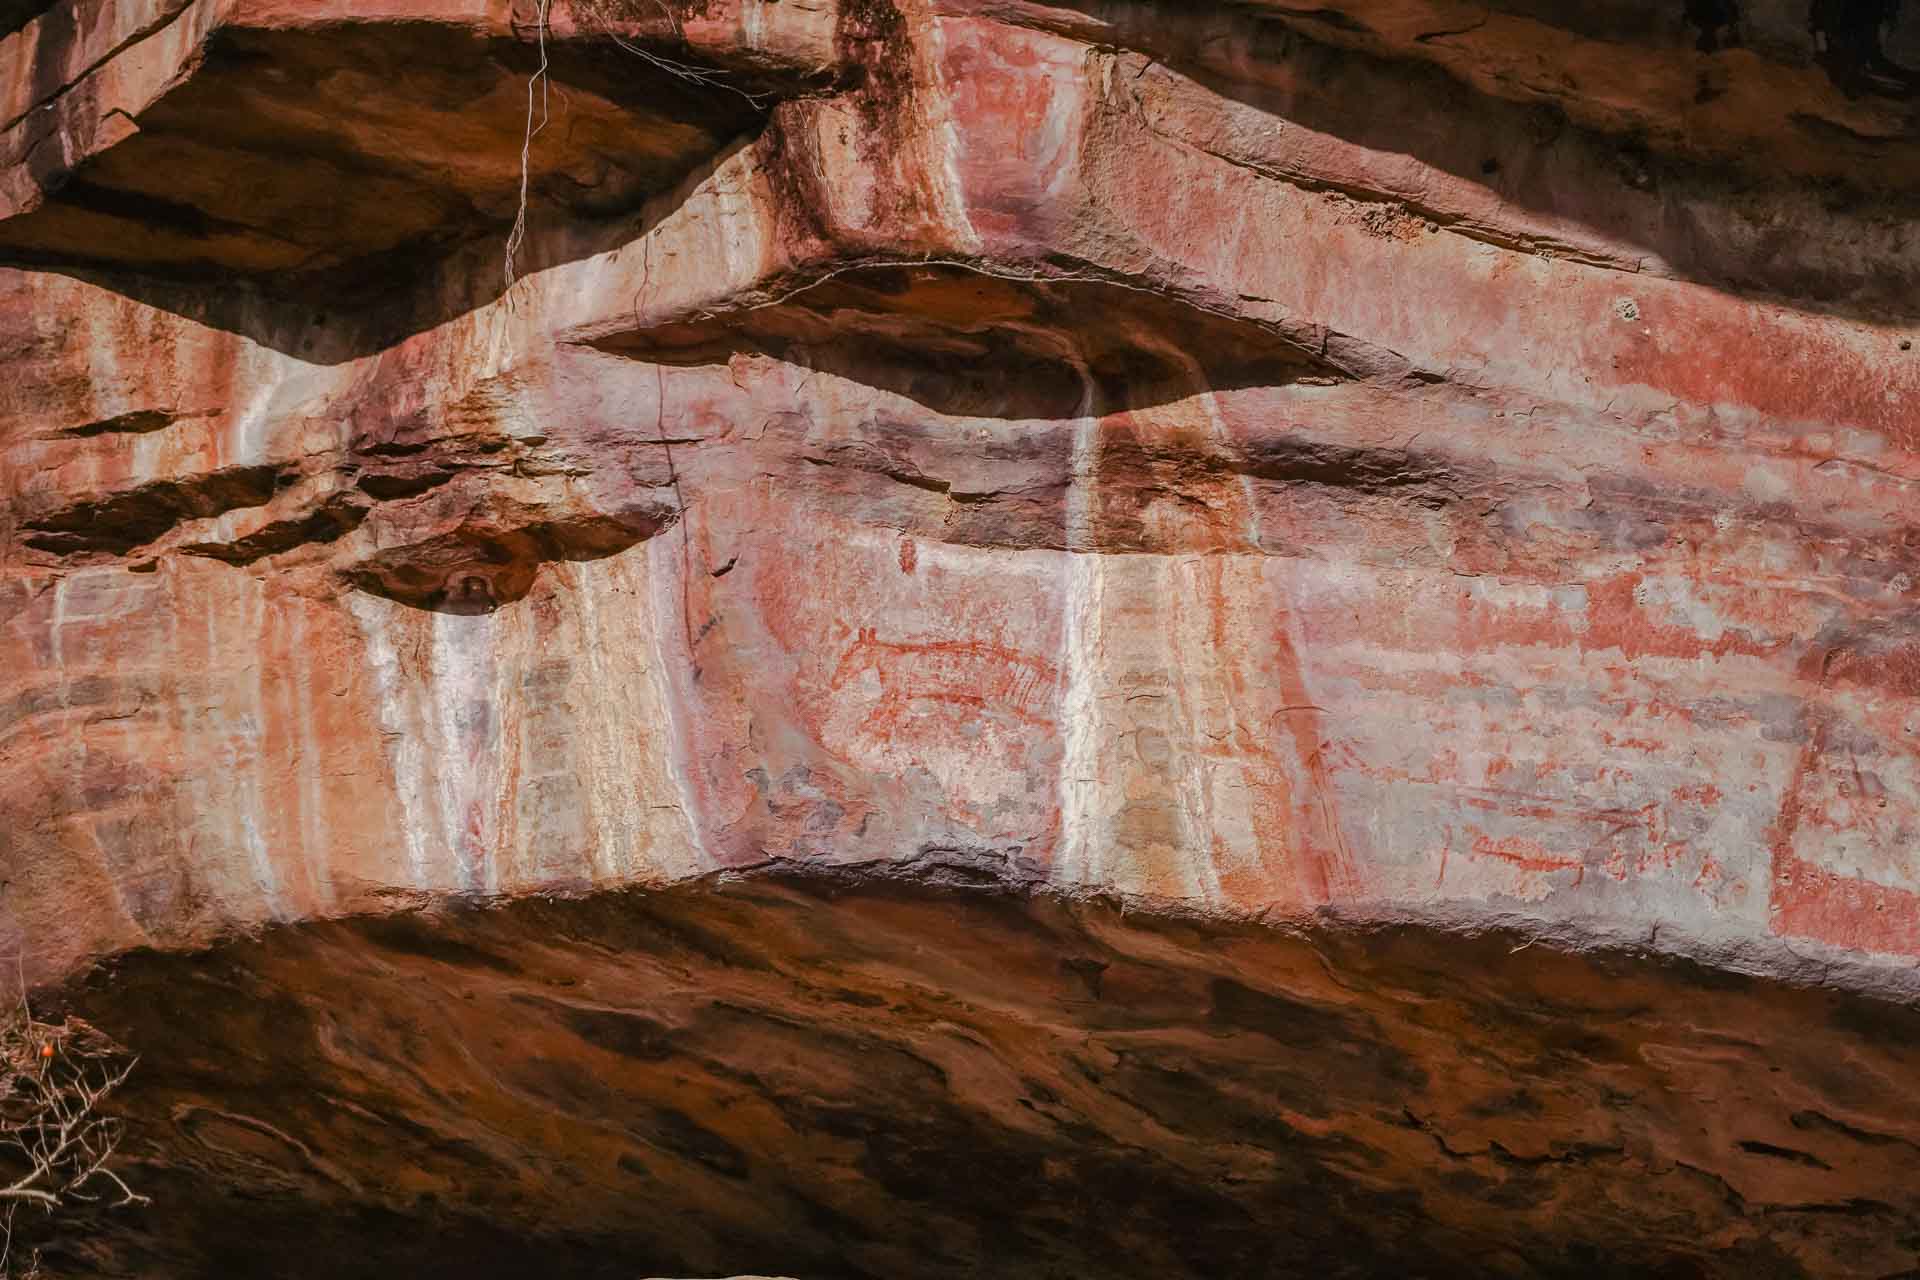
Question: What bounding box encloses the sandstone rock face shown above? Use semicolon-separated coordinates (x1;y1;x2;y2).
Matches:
3;0;1920;1276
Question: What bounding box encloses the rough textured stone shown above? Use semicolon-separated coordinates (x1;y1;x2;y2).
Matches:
3;0;1920;1275
34;874;1920;1279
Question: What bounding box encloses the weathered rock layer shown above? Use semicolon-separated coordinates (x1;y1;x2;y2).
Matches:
4;0;1920;1275
41;872;1920;1279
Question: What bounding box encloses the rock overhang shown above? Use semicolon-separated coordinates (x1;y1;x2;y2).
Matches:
0;0;843;315
30;870;1920;1280
2;0;1920;1275
987;0;1920;192
584;262;1352;416
2;0;1918;991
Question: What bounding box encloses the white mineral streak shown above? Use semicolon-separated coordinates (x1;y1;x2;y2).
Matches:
1054;354;1107;892
347;592;436;889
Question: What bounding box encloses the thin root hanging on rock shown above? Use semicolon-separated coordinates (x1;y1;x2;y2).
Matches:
504;0;766;293
504;0;552;293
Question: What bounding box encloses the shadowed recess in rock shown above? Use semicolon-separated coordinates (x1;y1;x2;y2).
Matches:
343;496;681;613
0;12;822;347
997;0;1920;319
0;0;51;39
21;463;291;557
592;264;1351;419
34;872;1920;1280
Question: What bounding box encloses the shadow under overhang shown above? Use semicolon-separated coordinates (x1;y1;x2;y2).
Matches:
0;12;834;358
33;865;1920;1280
589;263;1352;420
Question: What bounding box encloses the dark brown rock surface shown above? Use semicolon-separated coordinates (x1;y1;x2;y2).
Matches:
40;873;1920;1279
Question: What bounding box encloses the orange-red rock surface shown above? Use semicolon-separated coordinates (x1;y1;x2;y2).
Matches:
4;0;1920;1275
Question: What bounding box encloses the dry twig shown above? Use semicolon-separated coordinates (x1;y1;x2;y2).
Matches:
0;985;144;1278
504;0;554;291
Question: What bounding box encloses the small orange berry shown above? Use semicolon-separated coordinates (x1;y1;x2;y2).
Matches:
39;1044;53;1059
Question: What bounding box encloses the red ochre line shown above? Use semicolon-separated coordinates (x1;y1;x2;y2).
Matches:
1470;833;1585;880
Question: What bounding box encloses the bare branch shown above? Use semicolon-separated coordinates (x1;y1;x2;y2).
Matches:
0;983;144;1276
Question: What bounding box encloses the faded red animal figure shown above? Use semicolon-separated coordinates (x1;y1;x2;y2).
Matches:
828;627;1058;735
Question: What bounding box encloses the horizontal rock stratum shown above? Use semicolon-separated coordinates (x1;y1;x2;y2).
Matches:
3;0;1920;1276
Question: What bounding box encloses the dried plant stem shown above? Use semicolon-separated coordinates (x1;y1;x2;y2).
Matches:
504;0;553;292
505;0;765;291
0;975;144;1279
